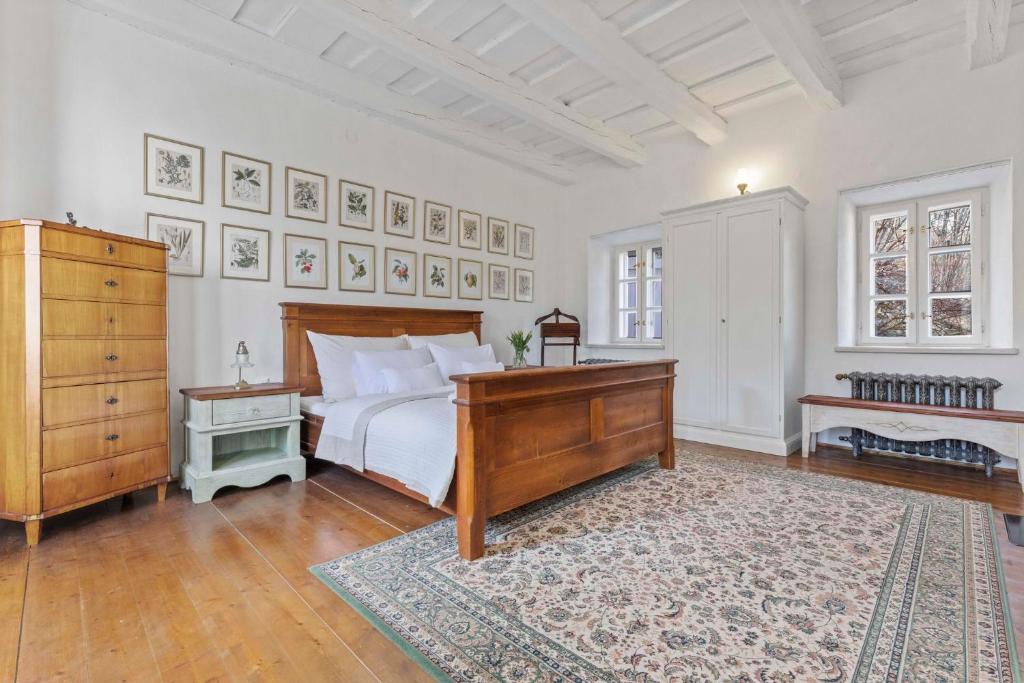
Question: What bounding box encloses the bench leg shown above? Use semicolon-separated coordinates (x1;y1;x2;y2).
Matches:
809;432;818;453
801;404;811;458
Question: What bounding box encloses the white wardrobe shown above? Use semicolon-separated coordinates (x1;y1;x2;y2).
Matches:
663;187;806;456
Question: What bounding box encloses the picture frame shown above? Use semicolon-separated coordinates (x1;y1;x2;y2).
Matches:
423;253;452;298
144;133;204;204
285;166;328;223
222;151;271;214
384;247;417;296
146;213;204;277
339;241;376;292
457;258;483;300
221;224;271;281
487;217;510;255
339;179;375;231
423;200;452;244
514;223;535;259
514;268;534;303
488;263;510;300
384;191;416;238
458;210;482;250
283;233;328;289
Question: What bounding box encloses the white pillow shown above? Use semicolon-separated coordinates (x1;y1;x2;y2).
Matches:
381;363;446;393
406;331;479;349
306;331;408;401
352;347;433;396
458;360;505;375
427;343;496;383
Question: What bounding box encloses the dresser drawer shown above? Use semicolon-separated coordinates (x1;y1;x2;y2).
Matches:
43;379;166;427
212;394;293;425
42;229;166;270
42;445;168;511
42;339;165;379
42;411;167;472
42;299;166;338
41;257;166;304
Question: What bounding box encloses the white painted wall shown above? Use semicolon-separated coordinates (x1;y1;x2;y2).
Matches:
562;30;1024;418
0;0;566;475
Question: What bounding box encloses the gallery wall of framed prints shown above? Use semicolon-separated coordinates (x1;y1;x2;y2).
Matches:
140;132;535;304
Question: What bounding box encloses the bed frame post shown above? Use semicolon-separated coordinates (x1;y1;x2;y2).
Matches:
658;374;676;469
456;383;487;560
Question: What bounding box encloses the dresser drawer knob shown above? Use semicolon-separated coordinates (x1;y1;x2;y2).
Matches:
104;279;118;287
105;396;119;405
106;243;115;255
105;433;120;441
105;353;119;361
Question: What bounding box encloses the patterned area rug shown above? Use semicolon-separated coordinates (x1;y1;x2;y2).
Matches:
312;448;1020;682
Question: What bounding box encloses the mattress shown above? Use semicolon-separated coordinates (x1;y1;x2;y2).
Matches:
299;395;331;417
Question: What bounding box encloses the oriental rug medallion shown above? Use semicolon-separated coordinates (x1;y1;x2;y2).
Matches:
312;448;1019;682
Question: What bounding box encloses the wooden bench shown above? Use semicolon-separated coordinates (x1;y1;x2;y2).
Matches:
798;394;1024;492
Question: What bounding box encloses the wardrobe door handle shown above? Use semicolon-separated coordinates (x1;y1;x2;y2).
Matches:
104;279;118;287
105;433;120;441
105;396;119;405
105;353;119;361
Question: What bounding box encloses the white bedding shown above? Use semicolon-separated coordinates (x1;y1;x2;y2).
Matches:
312;389;457;507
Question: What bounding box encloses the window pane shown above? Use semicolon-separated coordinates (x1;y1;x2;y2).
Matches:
873;256;906;295
619;311;637;339
929;251;971;293
647;310;663;340
930;297;972;336
873;299;907;337
929;204;971;247
620;250;638;278
872;214;907;253
647;247;662;277
647;278;662;307
619;281;637;308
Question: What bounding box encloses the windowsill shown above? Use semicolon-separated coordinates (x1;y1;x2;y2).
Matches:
585;343;666;350
835;345;1019;355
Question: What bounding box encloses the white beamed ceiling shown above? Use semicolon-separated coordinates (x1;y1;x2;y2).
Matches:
70;0;1024;184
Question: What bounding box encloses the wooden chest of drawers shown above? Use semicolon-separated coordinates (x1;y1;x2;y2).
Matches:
0;218;170;544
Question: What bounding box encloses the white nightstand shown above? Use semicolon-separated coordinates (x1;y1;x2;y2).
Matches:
179;383;305;503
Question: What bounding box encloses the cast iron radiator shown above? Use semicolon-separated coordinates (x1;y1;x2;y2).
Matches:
836;371;1003;477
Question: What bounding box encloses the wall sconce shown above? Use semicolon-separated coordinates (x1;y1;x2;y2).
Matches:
735;168;753;196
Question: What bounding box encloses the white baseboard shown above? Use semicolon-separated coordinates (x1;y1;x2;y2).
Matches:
673;422;799;457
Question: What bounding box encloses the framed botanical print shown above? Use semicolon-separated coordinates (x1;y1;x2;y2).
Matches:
285;167;328;222
339;179;375;230
487;217;509;255
339;241;375;292
458;209;482;250
384;247;417;295
423;254;452;298
222;152;271;214
144;133;204;203
514;268;534;302
384;191;416;238
146;213;204;277
283;233;328;289
458;258;483;300
221;224;270;281
488;263;509;300
423;200;452;244
514;223;535;259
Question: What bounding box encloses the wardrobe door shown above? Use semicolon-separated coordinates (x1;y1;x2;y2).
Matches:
718;202;779;437
670;213;718;428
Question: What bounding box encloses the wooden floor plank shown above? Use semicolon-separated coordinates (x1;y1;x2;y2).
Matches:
0;533;29;683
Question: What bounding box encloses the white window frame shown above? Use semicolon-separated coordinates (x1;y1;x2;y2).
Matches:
611;241;662;344
857;188;987;347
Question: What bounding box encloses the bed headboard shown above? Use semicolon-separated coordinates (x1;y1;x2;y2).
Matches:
280;302;483;397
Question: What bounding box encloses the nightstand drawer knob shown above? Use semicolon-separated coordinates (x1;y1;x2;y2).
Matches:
105;353;119;361
105;396;119;405
105;433;120;441
250;407;262;415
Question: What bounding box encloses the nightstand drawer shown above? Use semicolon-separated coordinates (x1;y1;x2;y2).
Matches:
212;394;293;425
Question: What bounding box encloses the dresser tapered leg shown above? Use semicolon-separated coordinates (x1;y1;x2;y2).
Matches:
25;520;40;546
156;483;168;502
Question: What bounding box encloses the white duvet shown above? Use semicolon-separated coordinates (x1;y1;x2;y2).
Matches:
313;387;457;507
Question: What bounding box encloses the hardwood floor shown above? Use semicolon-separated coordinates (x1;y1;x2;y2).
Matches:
0;441;1020;682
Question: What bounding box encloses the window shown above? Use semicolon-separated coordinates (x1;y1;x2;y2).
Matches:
613;242;662;343
859;189;986;346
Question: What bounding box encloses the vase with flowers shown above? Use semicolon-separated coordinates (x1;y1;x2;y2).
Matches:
507;330;532;369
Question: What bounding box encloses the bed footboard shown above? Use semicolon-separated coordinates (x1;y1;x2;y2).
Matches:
451;360;677;560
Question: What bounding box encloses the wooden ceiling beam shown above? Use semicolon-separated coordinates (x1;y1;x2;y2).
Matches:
293;0;646;166
736;0;844;109
966;0;1012;69
67;0;578;184
504;0;727;145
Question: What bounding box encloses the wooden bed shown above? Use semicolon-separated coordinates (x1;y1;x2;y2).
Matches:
281;302;677;560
